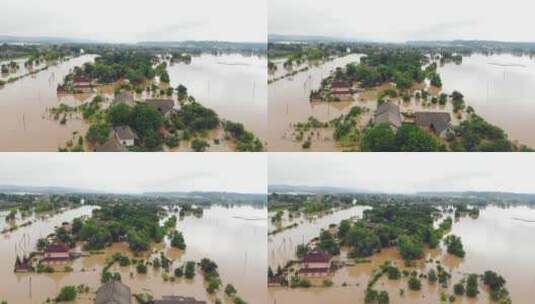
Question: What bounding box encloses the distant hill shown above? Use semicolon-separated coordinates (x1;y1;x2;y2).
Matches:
417;191;535;201
142;191;266;204
136;40;266;51
407;40;535;49
268;184;366;194
0;35;97;44
268;34;365;43
0;184;100;194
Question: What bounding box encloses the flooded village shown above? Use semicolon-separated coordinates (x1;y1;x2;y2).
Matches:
267;154;535;304
0;43;266;152
0;153;268;304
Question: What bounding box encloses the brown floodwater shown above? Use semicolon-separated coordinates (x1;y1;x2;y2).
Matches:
267;54;364;151
0;204;267;304
438;53;535;147
0;55;96;151
167;54;267;142
268;205;535;304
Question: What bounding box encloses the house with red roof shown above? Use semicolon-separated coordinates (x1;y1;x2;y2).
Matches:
42;243;71;264
299;250;332;277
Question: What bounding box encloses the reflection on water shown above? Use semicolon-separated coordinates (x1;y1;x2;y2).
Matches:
269;205;535;304
167;54;267;141
0;55;96;151
0;205;267;304
439;53;535;147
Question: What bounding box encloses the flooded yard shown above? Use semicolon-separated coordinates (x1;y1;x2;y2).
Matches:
0;55;96;151
439;53;535;147
167;53;267;142
268;205;535;304
268;54;363;151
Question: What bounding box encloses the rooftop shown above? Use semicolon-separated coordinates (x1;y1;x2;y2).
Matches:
146;99;175;115
302;250;331;263
414;111;451;134
94;137;128;152
375;101;402;128
45;243;70;253
95;281;132;304
114;125;138;141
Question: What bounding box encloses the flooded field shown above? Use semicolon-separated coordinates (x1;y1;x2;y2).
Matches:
267;54;363;151
167;54;267;142
439;53;535;147
268;205;535;304
0;55;96;151
0;204;267;304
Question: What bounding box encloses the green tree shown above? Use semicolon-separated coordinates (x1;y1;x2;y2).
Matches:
107;103;132;126
86;123;110;144
395;124;440;152
361;124;397;152
56;286;77;302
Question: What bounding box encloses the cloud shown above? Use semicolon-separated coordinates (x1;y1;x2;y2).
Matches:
0;153;267;194
269;153;535;194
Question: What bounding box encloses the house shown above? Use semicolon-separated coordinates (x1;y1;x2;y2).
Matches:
95;281;131;304
14;255;31;272
114;91;134;105
42;243;70;264
153;296;207;304
375;101;402;129
299;250;331;277
146;99;176;117
330;80;352;100
268;275;283;287
114;126;138;147
73;75;92;89
414;112;451;137
94;137;128;152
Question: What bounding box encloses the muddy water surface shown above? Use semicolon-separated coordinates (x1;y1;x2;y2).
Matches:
0;55;96;151
439;53;535;147
167;54;267;142
268;55;363;151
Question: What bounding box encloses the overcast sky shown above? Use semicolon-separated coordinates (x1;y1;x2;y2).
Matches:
269;0;535;42
269;154;535;194
1;0;266;43
0;153;266;194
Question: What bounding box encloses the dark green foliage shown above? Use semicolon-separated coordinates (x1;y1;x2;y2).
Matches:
107;103;133;126
86;123;110;144
408;276;421;290
466;273;479;297
223;120;264;151
172;102;219;133
56;286;77;302
454;281;465;295
318;229;340;255
361;124;397;152
170;231;186;250
191;139;210;152
444;235;466;258
399;235;423;260
395;124;441;152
